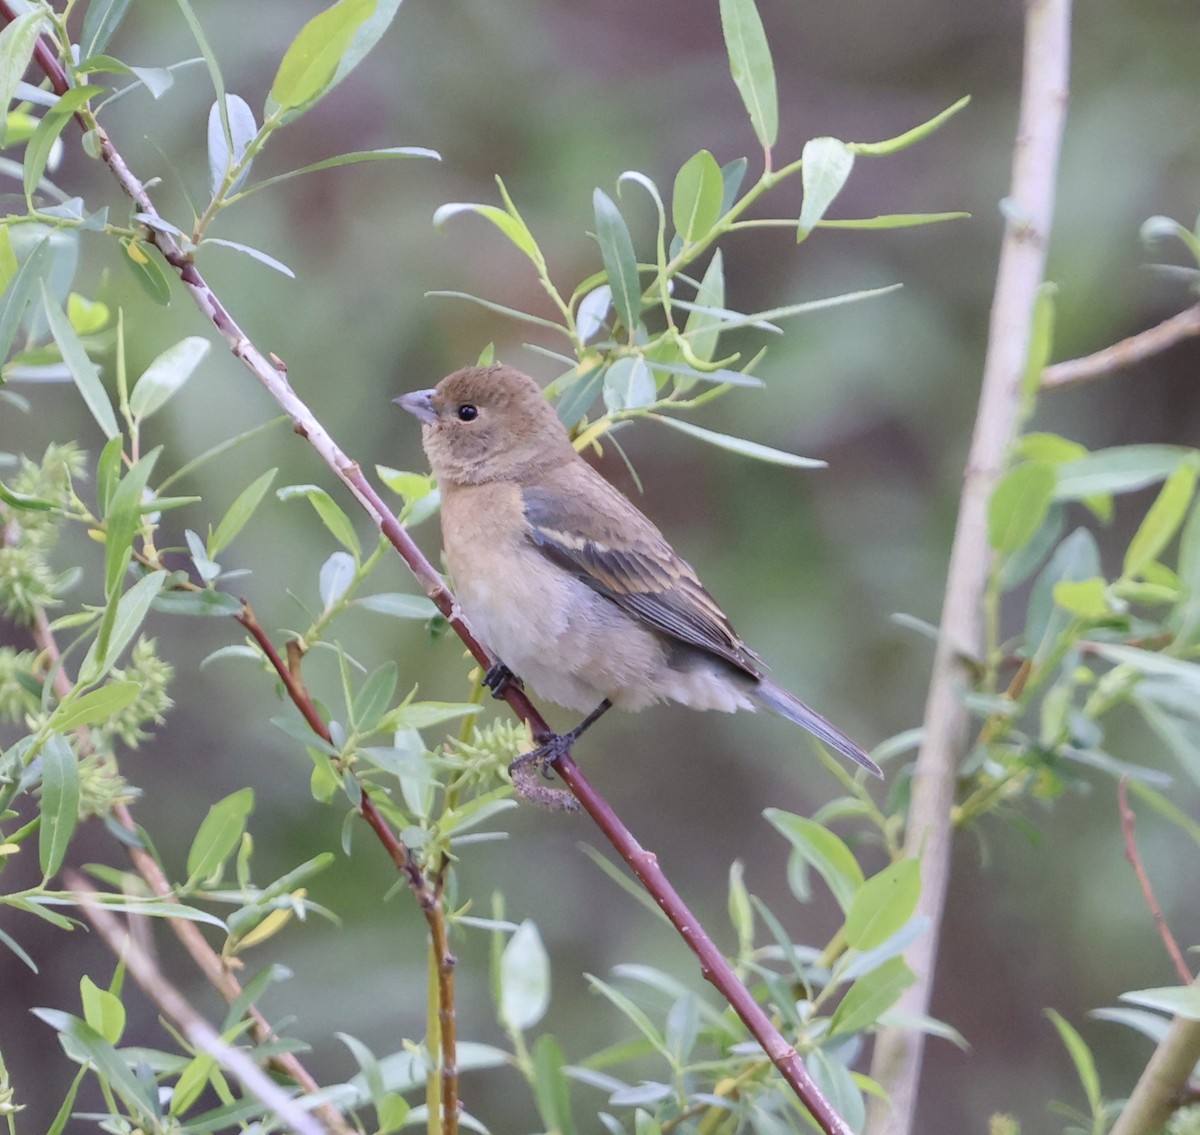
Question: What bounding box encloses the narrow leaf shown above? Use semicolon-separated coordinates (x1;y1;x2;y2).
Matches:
81;0;132;57
431;201;541;262
209;468;277;557
765;810;864;911
1123;461;1198;579
38;734;79;878
844;859;921;951
24;87;103;199
828;956;915;1036
268;0;374;117
684;250;725;363
128;336;210;421
186;787;255;882
40;283;118;439
277;484;361;557
103;451;159;599
48;681;140;732
593;189;642;338
1045;1009;1103;1113
0;13;46;138
243;146;439;198
671;149;724;246
718;0;778;148
988;462;1057;554
651;414;826;468
0;236;51;363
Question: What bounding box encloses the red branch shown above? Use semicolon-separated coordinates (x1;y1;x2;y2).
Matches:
1118;778;1192;986
4;12;857;1134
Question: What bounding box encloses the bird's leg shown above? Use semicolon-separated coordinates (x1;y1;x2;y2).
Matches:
510;698;613;778
482;660;522;699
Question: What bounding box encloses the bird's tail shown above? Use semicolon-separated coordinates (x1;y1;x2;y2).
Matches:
754;678;882;778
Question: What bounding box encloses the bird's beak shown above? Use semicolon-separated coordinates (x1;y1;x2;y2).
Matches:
393;389;438;424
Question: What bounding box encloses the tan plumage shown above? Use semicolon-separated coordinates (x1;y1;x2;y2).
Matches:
396;364;879;776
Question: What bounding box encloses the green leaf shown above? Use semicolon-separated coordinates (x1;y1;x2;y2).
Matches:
1124;461;1198;579
38;734;79;879
818;211;970;230
425;289;564;333
128;336;210;421
844;858;921;952
24;87;103;199
82;570;169;683
80;975;126;1044
798;137;854;240
0;12;45;145
848;95;970;156
103;450;159;599
988;462;1056;554
267;0;375;117
353;661;398;733
555;362;607;429
432;200;542;263
765;810;864;911
186;787;255;883
532;1034;577;1135
828;956;915;1036
1052;577;1112;619
1045;1009;1103;1114
0;235;50;363
593;188;641;338
80;0;132;57
355;592;437;619
499;919;551;1032
209;468;277;557
169;1052;218;1117
671;150;724;246
603;357;656;412
48;681;140;732
121;239;173;306
239;145;439;198
684;250;726;364
277;484;361;557
718;0;778;148
1055;445;1192;500
651;414;826;468
727;860;754;956
1021;283;1056;401
40;282;118;439
32;1011;159;1123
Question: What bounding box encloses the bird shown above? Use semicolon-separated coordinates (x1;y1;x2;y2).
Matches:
395;364;880;779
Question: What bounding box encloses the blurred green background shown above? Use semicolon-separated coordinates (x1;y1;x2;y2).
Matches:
3;0;1200;1130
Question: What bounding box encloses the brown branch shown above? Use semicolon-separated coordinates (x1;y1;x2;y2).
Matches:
1042;303;1200;389
3;15;859;1134
1117;778;1192;985
866;3;1073;1133
67;874;327;1135
234;604;460;1132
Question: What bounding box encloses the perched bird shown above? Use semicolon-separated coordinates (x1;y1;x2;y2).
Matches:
395;364;880;778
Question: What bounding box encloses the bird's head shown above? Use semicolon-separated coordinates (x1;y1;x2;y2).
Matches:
395;365;576;486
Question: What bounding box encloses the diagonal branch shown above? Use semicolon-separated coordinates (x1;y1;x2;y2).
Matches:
68;874;326;1135
1042;303;1200;389
866;3;1072;1133
3;15;858;1134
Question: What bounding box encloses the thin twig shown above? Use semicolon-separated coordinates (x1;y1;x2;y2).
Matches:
1042;303;1200;389
234;604;461;1132
866;4;1072;1134
1117;777;1192;986
67;874;327;1135
4;15;857;1134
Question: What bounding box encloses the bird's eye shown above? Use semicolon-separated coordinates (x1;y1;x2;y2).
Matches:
456;403;478;422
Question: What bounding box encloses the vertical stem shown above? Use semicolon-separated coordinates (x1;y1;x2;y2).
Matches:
865;3;1072;1133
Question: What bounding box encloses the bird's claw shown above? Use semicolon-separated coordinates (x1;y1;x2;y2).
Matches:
508;733;579;811
483;661;522;700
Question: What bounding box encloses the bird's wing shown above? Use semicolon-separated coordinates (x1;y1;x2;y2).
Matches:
521;479;763;677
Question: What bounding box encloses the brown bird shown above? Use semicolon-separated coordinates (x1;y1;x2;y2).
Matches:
395;364;879;778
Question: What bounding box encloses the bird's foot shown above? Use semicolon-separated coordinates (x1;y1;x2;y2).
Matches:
509;733;579;811
482;661;522;700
